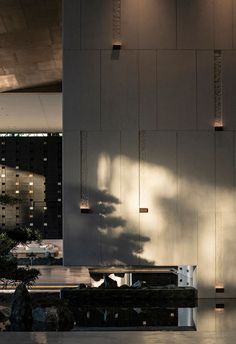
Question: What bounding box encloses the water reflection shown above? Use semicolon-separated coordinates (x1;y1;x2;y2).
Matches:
73;306;196;331
2;297;236;334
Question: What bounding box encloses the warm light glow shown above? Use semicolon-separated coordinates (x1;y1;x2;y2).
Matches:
97;153;111;191
215;308;224;313
0;74;18;90
214;118;223;127
96;150;236;272
80;200;90;209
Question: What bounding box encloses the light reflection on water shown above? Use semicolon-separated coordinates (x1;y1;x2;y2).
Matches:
0;301;236;344
72;306;196;331
0;299;236;344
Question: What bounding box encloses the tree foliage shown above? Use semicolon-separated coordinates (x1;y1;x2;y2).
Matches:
0;196;41;287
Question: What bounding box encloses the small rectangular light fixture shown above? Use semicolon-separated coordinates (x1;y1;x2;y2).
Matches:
214;118;224;131
112;41;122;50
80;200;92;213
139;208;148;213
215;287;224;293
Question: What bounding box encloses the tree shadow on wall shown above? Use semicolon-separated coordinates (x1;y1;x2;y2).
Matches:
65;185;154;266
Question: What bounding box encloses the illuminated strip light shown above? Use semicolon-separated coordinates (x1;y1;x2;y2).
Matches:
0;133;63;137
0;285;78;290
80;131;89;211
214;50;223;130
112;0;122;48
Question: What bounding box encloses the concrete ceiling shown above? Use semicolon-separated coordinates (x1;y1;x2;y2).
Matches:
0;0;62;92
0;93;62;131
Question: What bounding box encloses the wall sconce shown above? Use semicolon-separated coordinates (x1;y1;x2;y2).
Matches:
215;286;224;293
80;200;92;214
214;119;224;131
139;208;148;213
112;41;122;50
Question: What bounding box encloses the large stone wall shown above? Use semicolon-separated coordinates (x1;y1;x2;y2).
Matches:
63;0;236;297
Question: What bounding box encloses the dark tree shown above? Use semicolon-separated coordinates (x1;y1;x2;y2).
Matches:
0;195;41;287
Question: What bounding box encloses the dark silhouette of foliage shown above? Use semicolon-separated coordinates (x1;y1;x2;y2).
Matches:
0;195;41;287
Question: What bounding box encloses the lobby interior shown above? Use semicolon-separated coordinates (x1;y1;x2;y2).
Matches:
2;0;236;342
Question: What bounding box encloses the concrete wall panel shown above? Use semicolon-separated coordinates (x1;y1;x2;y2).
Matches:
178;132;215;212
174;212;197;265
121;0;139;49
197;51;214;130
214;0;233;49
220;212;236;298
233;0;236;48
157;50;196;130
63;0;80;49
118;131;140;265
139;0;176;49
140;131;177;265
101;50;138;130
86;131;121;265
177;0;214;49
215;132;234;212
63;131;86;265
139;51;157;130
197;212;215;298
81;0;112;49
63;50;100;131
222;51;236;129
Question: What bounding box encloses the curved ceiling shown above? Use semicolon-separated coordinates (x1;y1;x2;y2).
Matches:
0;0;62;92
